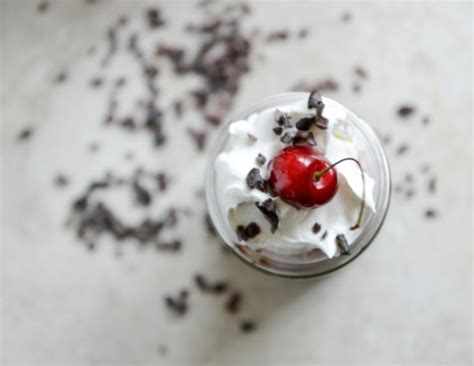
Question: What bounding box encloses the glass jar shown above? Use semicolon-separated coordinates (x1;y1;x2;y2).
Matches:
206;93;391;278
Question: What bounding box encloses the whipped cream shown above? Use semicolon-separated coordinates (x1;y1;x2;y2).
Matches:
215;96;376;258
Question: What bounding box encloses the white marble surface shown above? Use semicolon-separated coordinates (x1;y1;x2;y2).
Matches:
1;1;472;364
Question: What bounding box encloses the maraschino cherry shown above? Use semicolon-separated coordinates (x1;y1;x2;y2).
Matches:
268;145;365;230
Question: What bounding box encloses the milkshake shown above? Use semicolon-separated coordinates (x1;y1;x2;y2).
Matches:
206;92;390;278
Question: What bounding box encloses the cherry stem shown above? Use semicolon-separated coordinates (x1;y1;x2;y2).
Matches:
313;157;365;230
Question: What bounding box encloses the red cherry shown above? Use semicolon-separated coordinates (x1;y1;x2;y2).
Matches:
268;146;338;209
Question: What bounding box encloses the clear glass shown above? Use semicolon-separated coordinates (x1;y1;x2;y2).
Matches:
206;93;391;278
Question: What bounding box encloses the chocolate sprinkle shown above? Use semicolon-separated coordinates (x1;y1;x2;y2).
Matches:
312;223;321;234
244;222;261;238
247;133;257;142
255;199;279;233
336;234;350;255
256;153;266;166
425;208;437;218
246;168;267;192
164;291;188;316
266;31;288;42
354;66;367;79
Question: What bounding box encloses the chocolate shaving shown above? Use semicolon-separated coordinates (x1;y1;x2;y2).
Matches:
147;8;166;28
396;144;409;156
245;168;267;192
424;208;437;218
194;274;228;294
266;31;288;42
255;199;279;233
336;234;350;255
156;172;168;191
156;240;181;251
321;230;328;240
244;222;260;238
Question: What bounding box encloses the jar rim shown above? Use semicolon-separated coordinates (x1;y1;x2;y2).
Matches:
205;92;391;278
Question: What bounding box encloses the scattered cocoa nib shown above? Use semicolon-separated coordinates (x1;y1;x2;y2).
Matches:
205;113;221;126
336;234;350;255
341;12;352;22
194;274;228;294
280;131;294;144
17;127;34;141
133;180;152;206
321;230;328;240
90;77;103;88
295;116;315;131
54;174;69;187
397;105;416;118
255;199;279;233
352;83;361;93
396;144;409;156
155;172;168;191
37;1;49;12
256;153;266;166
266;31;288;42
424;208;437;218
187;128;207;151
239;320;256;333
298;28;309;39
246;168;267;192
147;8;166;28
54;71;68;84
164;291;188;316
156;240;181;251
121;117;136;129
428;177;436;193
354;66;368;79
225;291;242;314
273;126;283;135
173;100;183;117
312;223;321;234
293;131;316;146
274;110;292;127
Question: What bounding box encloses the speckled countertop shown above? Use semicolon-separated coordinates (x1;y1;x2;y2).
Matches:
1;1;472;364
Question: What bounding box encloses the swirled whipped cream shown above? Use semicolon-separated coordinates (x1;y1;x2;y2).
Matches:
215;95;376;258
